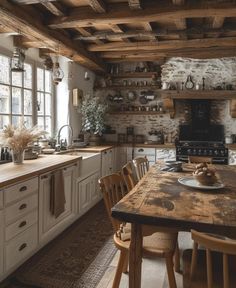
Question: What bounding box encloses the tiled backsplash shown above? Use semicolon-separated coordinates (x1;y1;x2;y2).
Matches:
101;57;236;142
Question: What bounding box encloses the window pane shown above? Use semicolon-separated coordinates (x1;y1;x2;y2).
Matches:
12;115;21;127
12;87;22;114
37;116;44;130
37;68;44;91
0;115;10;130
24;116;32;128
45;70;51;93
0;55;10;84
0;85;10;113
24;63;32;89
45;117;51;135
24;89;32;115
37;92;44;115
12;71;22;87
45;93;51;115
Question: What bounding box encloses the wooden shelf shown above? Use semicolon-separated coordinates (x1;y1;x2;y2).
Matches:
160;90;236;100
94;85;161;90
108;111;165;115
107;72;157;78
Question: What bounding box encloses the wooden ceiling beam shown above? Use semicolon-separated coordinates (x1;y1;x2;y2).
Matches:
143;22;157;41
212;16;225;29
88;37;236;52
41;2;65;17
48;2;236;29
128;0;142;10
11;0;56;4
87;0;106;13
109;24;131;43
0;0;105;71
75;27;104;44
172;0;185;5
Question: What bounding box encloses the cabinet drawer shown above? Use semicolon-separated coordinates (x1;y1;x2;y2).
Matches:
5;224;38;271
0;191;3;209
5;194;38;225
5;210;38;242
134;147;155;156
4;177;38;205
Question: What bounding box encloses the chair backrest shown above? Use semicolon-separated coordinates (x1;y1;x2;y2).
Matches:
188;156;212;164
122;161;136;192
99;173;127;232
190;230;236;288
133;156;149;181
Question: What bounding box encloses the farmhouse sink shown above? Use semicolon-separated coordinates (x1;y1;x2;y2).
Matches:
55;149;99;159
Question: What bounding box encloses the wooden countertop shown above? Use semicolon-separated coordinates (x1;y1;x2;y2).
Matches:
81;143;175;149
77;145;114;152
0;154;81;188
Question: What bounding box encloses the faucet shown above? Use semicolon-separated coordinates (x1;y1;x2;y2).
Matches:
57;125;73;149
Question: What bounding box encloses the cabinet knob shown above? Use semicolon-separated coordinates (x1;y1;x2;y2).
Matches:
19;203;27;210
19;243;27;251
19;186;27;192
19;221;27;228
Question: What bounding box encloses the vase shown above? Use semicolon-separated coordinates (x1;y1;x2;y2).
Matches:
89;134;101;146
12;149;25;165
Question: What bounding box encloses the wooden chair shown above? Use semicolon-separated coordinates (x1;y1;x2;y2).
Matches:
183;230;236;288
122;161;181;273
133;156;149;181
99;173;178;288
188;156;213;164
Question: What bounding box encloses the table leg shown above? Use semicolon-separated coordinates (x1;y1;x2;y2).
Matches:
129;223;142;288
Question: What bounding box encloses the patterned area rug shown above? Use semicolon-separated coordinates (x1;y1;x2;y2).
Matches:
5;201;116;288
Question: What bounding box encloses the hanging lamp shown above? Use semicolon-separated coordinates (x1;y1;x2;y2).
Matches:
52;61;64;85
11;47;25;72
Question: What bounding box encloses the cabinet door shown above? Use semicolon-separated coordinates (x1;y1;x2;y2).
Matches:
90;172;101;204
39;165;76;241
78;176;91;215
0;210;3;278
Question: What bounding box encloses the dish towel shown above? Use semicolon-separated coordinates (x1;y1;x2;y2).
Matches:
50;169;66;218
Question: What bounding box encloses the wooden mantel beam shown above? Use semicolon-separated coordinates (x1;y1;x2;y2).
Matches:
0;0;105;71
48;1;236;29
87;37;236;52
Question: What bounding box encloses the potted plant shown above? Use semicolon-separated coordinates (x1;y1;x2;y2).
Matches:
81;97;108;145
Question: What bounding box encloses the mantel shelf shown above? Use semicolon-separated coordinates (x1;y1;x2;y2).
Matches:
106;72;158;78
94;85;160;90
108;111;165;115
160;90;236;100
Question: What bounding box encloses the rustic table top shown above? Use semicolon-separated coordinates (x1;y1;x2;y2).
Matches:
112;163;236;234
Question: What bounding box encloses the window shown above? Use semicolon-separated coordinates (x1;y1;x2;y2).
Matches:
0;55;33;129
0;53;54;136
37;68;52;135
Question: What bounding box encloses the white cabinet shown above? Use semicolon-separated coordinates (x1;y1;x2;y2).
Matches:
39;164;77;244
78;171;100;216
229;149;236;165
101;149;113;177
156;148;176;161
0;210;3;278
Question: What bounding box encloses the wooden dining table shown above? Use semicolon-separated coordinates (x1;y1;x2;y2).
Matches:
111;163;236;288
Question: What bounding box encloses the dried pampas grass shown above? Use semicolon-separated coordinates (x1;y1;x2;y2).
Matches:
0;121;46;152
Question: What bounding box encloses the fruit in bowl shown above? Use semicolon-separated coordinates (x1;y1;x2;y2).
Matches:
193;163;218;186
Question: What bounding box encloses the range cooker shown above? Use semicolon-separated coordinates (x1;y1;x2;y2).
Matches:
176;141;228;164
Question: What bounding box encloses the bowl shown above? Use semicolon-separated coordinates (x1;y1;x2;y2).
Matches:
194;174;218;186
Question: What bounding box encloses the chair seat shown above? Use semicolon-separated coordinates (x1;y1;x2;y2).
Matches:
183;249;236;288
114;231;177;257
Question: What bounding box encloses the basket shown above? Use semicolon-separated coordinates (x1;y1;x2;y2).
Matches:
194;174;217;186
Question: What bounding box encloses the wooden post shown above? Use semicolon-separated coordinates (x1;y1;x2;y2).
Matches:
129;223;142;288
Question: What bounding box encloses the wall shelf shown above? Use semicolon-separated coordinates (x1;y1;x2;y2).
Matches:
94;85;161;91
160;90;236;100
108;111;165;115
106;72;158;78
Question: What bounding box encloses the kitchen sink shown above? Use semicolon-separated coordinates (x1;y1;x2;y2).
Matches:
55;149;99;159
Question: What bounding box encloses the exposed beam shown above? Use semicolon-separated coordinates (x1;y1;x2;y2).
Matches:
128;0;142;10
109;24;131;43
87;0;106;13
172;0;185;5
0;0;105;71
41;2;64;17
11;0;56;4
175;18;186;30
48;2;236;29
143;22;157;41
87;37;236;52
75;27;104;44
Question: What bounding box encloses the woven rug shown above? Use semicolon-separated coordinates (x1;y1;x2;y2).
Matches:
6;201;116;288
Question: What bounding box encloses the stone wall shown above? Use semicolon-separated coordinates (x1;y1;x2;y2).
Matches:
101;57;236;142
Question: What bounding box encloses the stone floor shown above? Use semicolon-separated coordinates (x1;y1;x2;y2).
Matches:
96;232;193;288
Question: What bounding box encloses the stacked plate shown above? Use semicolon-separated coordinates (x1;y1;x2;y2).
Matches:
161;160;183;172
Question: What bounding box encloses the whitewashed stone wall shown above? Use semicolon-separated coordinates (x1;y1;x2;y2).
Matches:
101;57;236;142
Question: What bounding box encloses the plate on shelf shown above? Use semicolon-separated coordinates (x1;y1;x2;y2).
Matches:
178;177;225;190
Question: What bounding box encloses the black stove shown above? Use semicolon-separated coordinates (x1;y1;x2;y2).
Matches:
176;141;228;164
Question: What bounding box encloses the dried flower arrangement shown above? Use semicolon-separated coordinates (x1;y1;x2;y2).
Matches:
0;121;46;152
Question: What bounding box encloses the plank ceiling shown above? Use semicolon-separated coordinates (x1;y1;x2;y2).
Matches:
0;0;236;72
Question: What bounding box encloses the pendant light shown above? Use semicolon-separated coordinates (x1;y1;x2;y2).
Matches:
52;59;64;85
11;47;25;72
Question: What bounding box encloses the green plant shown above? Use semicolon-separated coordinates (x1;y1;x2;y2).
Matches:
81;97;107;135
